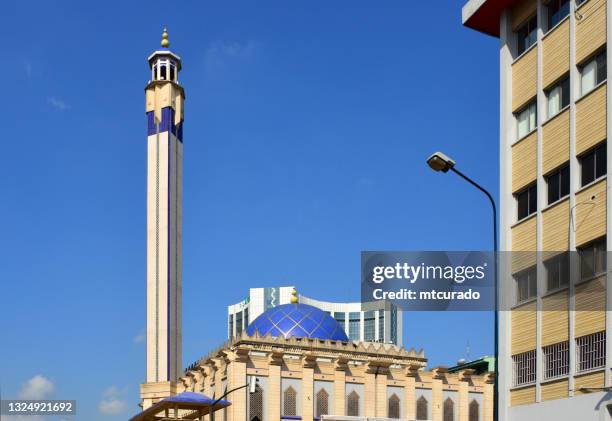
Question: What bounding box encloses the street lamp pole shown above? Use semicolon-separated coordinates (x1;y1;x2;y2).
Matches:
426;152;499;421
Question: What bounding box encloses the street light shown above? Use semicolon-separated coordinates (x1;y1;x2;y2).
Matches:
427;151;499;421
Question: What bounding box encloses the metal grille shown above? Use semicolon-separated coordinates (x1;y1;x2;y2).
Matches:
543;341;569;379
443;397;454;421
283;386;297;416
347;391;359;416
576;331;606;372
388;393;400;419
416;396;428;420
315;388;329;417
512;350;536;386
469;400;479;421
249;384;263;421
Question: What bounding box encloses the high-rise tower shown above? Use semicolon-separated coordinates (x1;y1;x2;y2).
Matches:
144;28;184;400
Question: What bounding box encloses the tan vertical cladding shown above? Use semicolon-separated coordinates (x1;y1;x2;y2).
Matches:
302;366;314;421
575;276;606;337
574;370;605;394
405;375;416;420
510;386;536;406
483;382;493;421
541;290;569;346
269;364;281;421
511;216;537;272
540;378;569;401
542;109;570;175
542;198;570;252
511;301;537;354
542;19;570;89
458;381;468;421
364;371;376;417
333;368;345;415
376;372;387;418
576;84;607;155
575;179;607;246
512;132;537;192
511;0;537;29
512;47;538;112
575;0;607;65
231;359;247;421
431;379;442;421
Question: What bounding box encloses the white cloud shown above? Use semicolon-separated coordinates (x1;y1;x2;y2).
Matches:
204;40;260;74
19;375;54;400
133;329;145;344
47;97;70;111
98;385;129;415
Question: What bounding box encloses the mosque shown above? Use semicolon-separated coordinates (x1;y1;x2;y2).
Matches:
132;30;493;421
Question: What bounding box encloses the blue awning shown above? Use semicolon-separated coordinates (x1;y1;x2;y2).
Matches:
130;392;231;421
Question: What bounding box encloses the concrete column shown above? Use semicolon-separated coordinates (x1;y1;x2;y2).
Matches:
375;368;388;418
229;350;248;421
364;367;376;417
431;376;443;421
269;352;282;421
302;355;315;421
458;372;470;421
404;374;416;421
483;375;495;421
333;359;347;416
605;0;612;388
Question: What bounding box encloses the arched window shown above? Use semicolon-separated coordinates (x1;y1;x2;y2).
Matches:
469;399;480;421
388;393;400;419
316;388;329;417
347;390;360;416
283;386;297;416
443;397;455;421
416;396;428;420
249;384;263;421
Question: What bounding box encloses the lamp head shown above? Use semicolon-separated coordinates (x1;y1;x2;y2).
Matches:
427;152;456;173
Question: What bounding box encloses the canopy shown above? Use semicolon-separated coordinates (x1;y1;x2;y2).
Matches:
130;392;231;421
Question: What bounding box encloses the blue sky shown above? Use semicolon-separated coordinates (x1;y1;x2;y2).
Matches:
1;1;499;420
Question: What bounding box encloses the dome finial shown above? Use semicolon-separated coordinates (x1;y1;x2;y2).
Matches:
290;288;298;303
161;27;170;48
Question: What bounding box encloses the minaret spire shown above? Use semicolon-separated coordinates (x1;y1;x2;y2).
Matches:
141;30;185;408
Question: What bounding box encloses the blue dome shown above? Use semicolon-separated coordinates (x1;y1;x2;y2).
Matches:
246;303;349;341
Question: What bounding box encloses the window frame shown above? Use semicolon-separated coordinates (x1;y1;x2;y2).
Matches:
515;183;538;221
546;76;570;119
546;0;570;32
578;238;607;282
515;265;537;304
579;143;607;187
544;253;570;292
515;101;538;140
516;14;538;56
580;49;607;96
546;164;570;205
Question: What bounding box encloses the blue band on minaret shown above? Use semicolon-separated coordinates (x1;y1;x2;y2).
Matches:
147;107;184;141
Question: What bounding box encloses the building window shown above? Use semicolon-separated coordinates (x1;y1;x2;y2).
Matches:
516;101;537;139
547;76;570;118
580;142;607;187
545;253;569;292
546;0;570;31
543;341;569;379
378;309;385;342
349;312;360;341
347;391;360;416
244;308;249;326
334;312;345;330
283;386;297;416
249;384;263;421
516;15;537;56
315;388;329;417
579;238;606;280
576;331;606;372
390;306;398;344
364;311;375;342
236;311;243;334
512;350;536;386
443;397;455;421
469;400;480;421
581;50;607;96
576;0;588;6
416;396;428;420
515;266;537;304
516;184;537;221
388;393;400;419
546;165;570;204
229;315;234;337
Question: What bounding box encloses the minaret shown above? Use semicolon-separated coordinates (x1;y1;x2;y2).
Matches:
144;28;184;396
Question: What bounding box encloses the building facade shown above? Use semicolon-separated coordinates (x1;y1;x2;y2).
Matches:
463;0;612;419
228;287;402;346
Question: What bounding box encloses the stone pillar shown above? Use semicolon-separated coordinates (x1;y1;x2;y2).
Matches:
405;365;418;420
483;373;494;421
228;348;249;421
302;353;316;421
333;358;347;416
269;350;283;421
458;370;473;421
364;363;377;417
432;379;443;421
375;366;388;418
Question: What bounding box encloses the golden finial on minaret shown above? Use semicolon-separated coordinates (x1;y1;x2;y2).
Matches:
290;288;298;304
161;27;170;48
